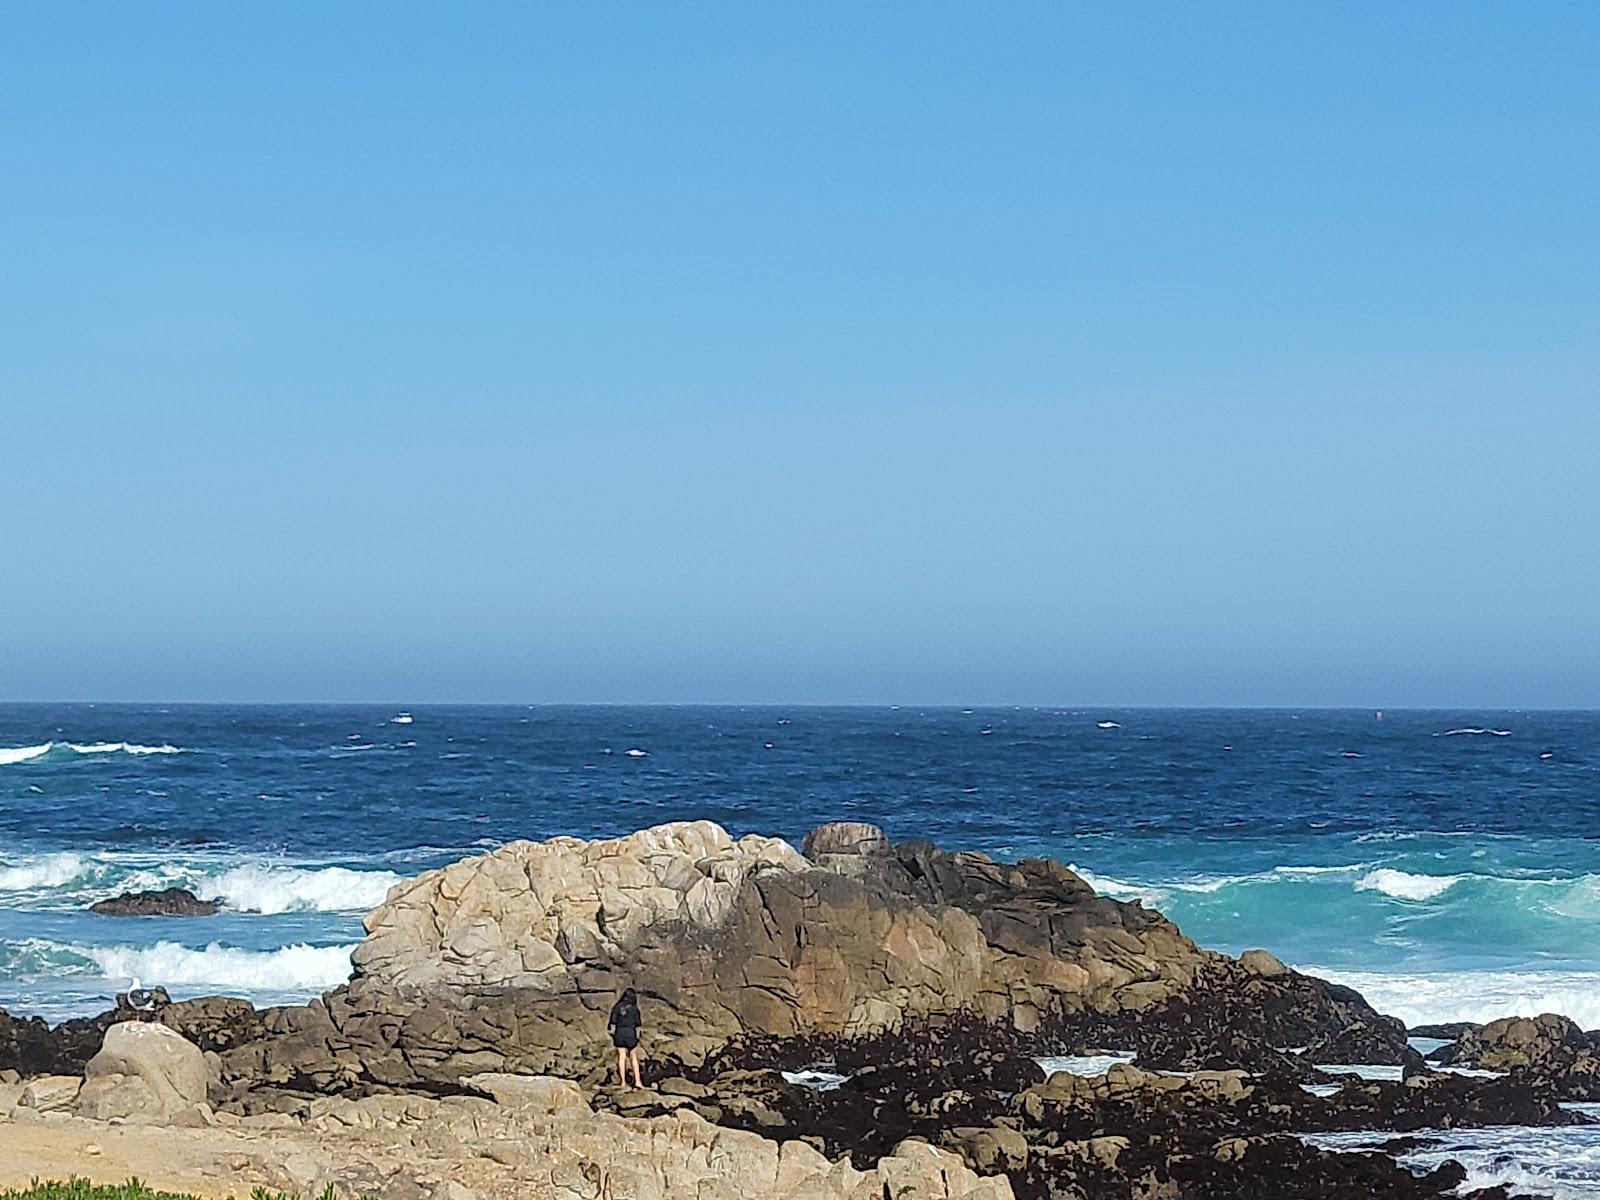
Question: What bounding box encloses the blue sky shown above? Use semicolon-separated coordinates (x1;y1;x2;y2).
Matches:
2;4;1597;704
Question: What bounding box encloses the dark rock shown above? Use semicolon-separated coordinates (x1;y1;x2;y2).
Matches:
1408;1022;1482;1041
90;887;220;917
0;989;174;1077
1438;1012;1600;1098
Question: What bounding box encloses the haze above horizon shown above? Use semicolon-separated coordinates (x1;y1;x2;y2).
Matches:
3;4;1597;707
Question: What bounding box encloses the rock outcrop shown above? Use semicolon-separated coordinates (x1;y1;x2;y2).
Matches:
1438;1011;1600;1097
208;820;1401;1094
89;887;220;917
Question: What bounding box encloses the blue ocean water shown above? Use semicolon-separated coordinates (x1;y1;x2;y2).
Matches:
2;704;1598;1028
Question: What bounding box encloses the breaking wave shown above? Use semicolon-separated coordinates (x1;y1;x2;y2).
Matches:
0;937;355;994
1354;868;1462;901
0;851;401;914
0;741;185;765
200;864;401;915
1308;1124;1600;1198
82;940;355;991
1299;966;1600;1030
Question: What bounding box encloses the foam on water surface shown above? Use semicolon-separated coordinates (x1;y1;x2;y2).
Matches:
1307;1126;1600;1199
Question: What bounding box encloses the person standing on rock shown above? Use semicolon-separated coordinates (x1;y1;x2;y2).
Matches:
608;987;644;1087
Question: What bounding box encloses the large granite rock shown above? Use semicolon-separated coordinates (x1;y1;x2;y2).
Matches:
75;1020;211;1124
204;820;1404;1095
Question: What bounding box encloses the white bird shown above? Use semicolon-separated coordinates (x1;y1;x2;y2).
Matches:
127;977;157;1016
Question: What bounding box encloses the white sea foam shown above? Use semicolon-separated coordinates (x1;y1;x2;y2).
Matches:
782;1069;849;1090
197;864;402;914
1354;868;1461;901
1297;966;1600;1029
625;748;648;758
0;850;403;915
0;853;87;891
1096;721;1120;729
390;714;414;725
1442;728;1512;737
81;940;355;992
1308;1125;1600;1199
0;741;183;765
1068;866;1166;905
66;742;184;756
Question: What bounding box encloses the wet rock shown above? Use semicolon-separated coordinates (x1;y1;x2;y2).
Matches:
1438;1011;1600;1098
90;887;220;917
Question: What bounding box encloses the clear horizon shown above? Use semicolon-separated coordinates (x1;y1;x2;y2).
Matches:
4;5;1598;708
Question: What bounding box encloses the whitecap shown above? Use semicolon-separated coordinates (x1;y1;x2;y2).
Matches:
66;742;184;756
0;853;87;891
1354;868;1461;901
197;864;403;915
1442;728;1511;737
81;940;355;992
625;748;648;758
1297;966;1600;1029
1068;866;1166;905
1096;721;1121;729
390;713;414;724
0;743;54;766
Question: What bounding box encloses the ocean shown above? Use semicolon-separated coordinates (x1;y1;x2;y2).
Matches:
2;704;1598;1030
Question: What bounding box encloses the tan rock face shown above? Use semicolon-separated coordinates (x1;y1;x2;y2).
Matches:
75;1021;210;1124
19;1074;81;1112
354;821;809;989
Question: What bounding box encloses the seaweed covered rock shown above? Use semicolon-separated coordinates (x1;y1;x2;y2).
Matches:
1438;1012;1600;1097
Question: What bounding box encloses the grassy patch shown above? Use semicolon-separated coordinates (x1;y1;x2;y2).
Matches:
0;1181;339;1200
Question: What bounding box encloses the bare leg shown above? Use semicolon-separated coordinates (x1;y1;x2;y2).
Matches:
616;1046;627;1086
629;1047;643;1088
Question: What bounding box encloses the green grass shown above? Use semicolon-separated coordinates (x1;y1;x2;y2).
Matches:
0;1180;344;1200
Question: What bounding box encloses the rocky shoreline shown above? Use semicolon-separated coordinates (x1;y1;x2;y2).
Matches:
2;820;1594;1199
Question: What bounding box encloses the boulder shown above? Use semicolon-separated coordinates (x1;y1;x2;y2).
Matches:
90;887;220;917
1437;1011;1600;1097
1240;949;1289;977
75;1020;211;1124
19;1074;81;1112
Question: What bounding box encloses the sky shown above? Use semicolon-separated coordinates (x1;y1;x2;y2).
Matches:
2;4;1597;706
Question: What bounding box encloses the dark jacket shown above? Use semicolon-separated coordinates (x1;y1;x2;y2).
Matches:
608;995;641;1046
